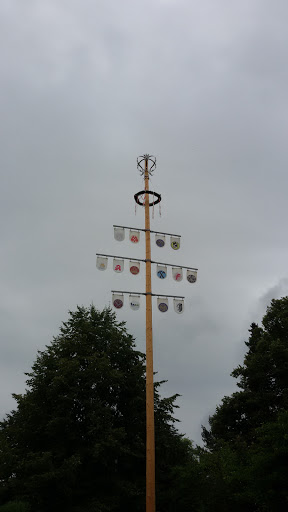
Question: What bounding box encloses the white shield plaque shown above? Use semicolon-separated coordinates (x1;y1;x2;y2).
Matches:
113;258;124;273
129;230;140;244
114;227;125;241
157;297;169;313
174;299;184;314
155;234;165;248
187;270;197;283
129;295;140;311
96;256;108;271
129;261;140;275
156;265;167;279
112;294;124;309
172;267;183;282
170;236;180;250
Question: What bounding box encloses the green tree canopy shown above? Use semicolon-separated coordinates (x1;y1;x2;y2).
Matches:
203;297;288;449
0;306;188;512
201;297;288;511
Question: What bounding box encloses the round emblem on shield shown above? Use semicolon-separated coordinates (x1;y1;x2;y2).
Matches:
157;270;166;279
171;241;180;250
130;265;139;275
113;299;123;309
187;274;197;283
158;302;168;312
156;238;165;247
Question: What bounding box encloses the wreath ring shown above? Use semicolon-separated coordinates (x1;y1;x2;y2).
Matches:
134;190;162;207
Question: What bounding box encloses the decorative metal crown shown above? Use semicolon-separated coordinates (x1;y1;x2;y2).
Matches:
137;154;156;176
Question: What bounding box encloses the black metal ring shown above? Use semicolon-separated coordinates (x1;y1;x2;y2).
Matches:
134;190;161;206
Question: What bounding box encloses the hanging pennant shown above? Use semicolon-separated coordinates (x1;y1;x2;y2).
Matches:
129;261;140;275
129;295;140;311
172;267;183;282
129;230;140;244
112;293;124;309
155;234;165;248
156;265;167;279
187;270;197;283
170;236;180;250
96;256;108;271
113;258;124;273
114;227;125;241
174;299;184;314
157;297;169;313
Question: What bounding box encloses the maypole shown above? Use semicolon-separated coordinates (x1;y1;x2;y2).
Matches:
144;156;155;512
96;154;198;512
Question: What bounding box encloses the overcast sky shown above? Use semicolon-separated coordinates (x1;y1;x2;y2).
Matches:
1;0;288;445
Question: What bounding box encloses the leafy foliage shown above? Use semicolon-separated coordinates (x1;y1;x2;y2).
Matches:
0;306;188;512
2;297;288;511
201;297;288;510
0;503;30;512
203;298;288;449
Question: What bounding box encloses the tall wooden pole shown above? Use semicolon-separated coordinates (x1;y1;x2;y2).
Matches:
145;157;156;512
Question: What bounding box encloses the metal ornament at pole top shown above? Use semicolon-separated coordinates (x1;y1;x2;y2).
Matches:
134;155;162;209
136;154;157;176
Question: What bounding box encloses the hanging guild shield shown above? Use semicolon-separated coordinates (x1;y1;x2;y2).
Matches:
156;265;167;279
129;261;140;275
112;293;124;309
129;230;140;244
96;256;108;271
187;270;197;283
113;258;124;273
155;234;165;248
129;295;140;311
172;267;183;282
157;297;169;313
174;299;184;314
170;236;180;250
114;227;125;241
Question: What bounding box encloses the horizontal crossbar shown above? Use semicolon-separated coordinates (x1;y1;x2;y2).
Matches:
113;225;181;237
111;290;185;299
96;253;198;271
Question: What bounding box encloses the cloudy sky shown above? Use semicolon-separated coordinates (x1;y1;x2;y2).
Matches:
1;0;288;444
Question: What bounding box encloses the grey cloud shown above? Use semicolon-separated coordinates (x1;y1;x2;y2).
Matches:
1;0;288;444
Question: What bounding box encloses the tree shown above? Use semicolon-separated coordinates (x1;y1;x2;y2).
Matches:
203;297;288;448
244;410;288;511
0;306;187;512
201;297;288;511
